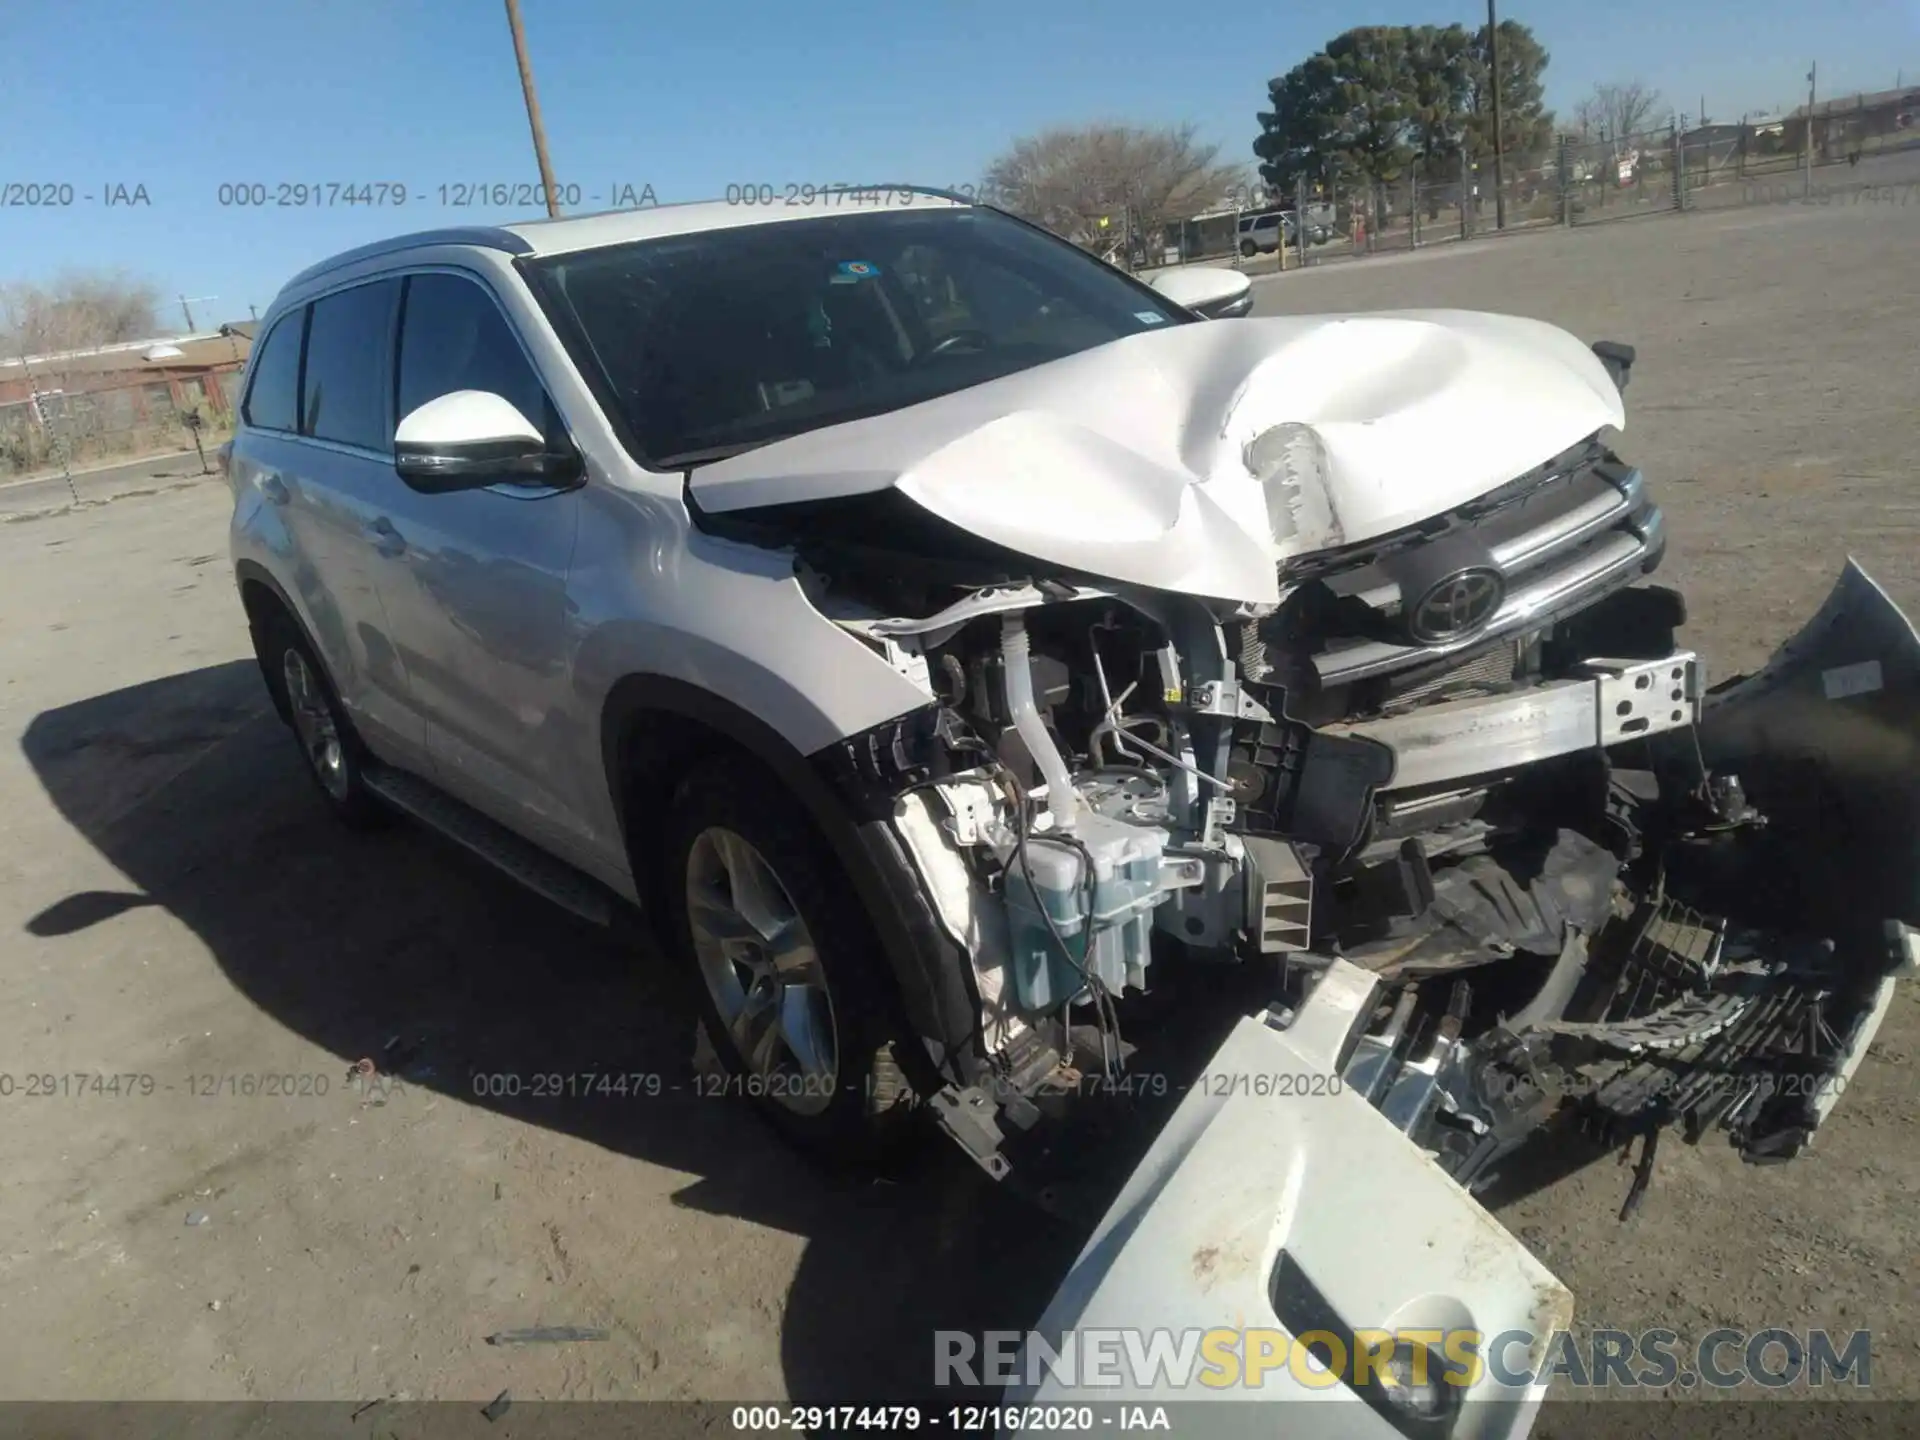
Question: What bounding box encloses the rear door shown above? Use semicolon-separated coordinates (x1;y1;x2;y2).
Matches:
232;285;425;766
285;277;426;766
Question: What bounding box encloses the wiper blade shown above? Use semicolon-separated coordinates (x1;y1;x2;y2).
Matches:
658;438;779;468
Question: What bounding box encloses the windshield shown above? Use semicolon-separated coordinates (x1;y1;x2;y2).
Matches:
525;205;1196;467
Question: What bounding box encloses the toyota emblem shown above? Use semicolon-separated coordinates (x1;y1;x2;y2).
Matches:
1408;567;1505;643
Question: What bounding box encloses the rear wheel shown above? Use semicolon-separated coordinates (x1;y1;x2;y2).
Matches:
662;763;911;1159
256;612;387;829
1239;239;1258;257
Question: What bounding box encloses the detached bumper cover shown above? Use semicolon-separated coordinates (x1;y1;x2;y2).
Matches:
1009;961;1570;1440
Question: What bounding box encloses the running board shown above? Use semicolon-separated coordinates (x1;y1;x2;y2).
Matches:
362;764;618;928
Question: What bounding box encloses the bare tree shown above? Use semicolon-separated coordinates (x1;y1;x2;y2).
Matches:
0;271;163;360
1576;81;1664;145
983;122;1246;258
1571;92;1608;140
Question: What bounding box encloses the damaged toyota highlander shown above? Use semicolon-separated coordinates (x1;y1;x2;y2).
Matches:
228;190;1918;1433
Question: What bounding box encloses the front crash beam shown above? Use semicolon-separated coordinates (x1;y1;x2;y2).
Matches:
1326;651;1705;791
1007;962;1570;1440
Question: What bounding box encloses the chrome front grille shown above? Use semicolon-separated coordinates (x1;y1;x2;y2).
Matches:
1382;640;1520;709
1311;450;1664;687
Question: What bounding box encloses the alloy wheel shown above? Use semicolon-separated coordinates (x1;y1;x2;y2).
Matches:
685;826;840;1115
281;648;349;801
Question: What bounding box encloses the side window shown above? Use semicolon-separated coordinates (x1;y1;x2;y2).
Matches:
396;272;553;439
302;279;400;450
242;309;305;432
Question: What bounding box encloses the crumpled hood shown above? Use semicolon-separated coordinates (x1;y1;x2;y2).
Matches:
689;309;1626;605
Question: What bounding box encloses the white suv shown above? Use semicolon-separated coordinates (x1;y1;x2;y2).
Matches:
1237;210;1292;255
228;191;1913;1412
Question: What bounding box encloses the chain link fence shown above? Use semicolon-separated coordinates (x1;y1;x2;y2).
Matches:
1148;91;1919;281
1557;124;1685;226
0;369;239;479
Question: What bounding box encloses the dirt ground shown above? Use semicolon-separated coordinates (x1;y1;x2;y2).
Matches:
1;195;1916;1432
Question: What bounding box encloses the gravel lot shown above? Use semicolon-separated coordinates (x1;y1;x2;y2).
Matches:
1;194;1915;1432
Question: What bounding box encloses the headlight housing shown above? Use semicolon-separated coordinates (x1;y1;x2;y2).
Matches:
1246;420;1339;551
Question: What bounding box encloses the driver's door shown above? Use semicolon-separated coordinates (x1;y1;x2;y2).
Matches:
374;269;595;866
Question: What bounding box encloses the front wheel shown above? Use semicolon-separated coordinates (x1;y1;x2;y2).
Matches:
662;764;911;1159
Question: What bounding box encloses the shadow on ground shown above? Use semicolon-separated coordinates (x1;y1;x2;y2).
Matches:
20;662;1617;1405
20;660;1091;1404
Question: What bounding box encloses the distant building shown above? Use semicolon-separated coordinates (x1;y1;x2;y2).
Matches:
0;327;251;413
0;326;253;470
1786;86;1920;154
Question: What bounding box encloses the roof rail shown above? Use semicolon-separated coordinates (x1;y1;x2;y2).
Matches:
281;227;536;293
854;183;981;207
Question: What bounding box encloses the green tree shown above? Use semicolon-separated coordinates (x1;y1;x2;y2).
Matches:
1253;52;1348;195
1255;21;1553;214
1465;20;1555;161
1405;23;1476;207
1256;27;1422;196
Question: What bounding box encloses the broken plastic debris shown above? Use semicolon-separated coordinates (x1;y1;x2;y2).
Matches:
485;1326;609;1345
184;1211;210;1227
481;1389;512;1422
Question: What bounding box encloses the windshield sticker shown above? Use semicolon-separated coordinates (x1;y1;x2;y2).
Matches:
1135;311;1167;325
831;260;880;284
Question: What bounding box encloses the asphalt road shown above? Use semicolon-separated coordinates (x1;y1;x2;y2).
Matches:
0;450;216;521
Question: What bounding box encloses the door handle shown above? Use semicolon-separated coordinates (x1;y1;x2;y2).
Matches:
257;472;290;505
368;516;407;556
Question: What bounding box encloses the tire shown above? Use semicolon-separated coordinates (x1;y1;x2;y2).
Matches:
254;610;388;829
1239;239;1258;257
662;761;912;1161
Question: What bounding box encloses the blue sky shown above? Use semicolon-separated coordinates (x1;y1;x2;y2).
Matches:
3;0;1916;326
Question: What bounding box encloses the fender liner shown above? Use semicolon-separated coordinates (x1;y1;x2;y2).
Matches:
233;559;310;726
599;675;984;1092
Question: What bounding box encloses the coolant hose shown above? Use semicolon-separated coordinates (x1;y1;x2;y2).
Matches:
1001;614;1078;833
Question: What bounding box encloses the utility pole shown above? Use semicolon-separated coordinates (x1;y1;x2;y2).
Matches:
1486;0;1506;230
1804;61;1816;198
179;294;217;333
504;0;562;218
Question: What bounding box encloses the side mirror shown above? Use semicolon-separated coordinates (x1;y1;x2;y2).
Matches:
1148;266;1254;320
393;390;582;492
